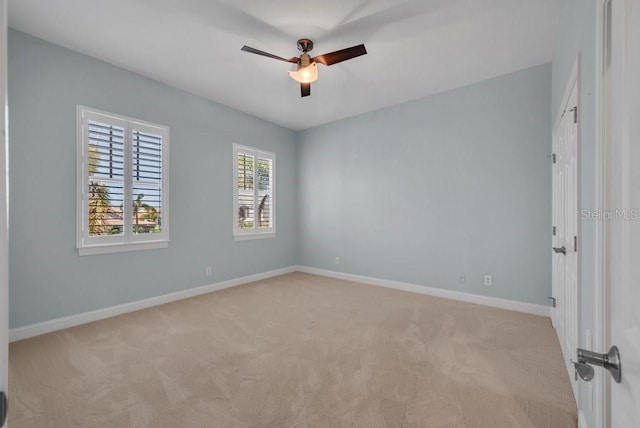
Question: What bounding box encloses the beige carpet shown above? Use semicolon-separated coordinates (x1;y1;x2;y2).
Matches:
9;272;576;427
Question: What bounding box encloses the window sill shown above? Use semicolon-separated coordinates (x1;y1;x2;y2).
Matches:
233;232;275;241
78;240;169;256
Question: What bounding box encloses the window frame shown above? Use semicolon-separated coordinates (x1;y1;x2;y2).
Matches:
232;143;276;241
76;105;170;255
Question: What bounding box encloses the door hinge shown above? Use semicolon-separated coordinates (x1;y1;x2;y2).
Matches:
574;235;578;252
552;226;556;236
547;153;557;164
572;106;578;124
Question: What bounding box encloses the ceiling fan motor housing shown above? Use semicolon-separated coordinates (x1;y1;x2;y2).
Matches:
297;38;313;53
299;53;311;69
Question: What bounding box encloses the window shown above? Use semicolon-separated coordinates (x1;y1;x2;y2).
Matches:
233;144;275;240
77;106;169;255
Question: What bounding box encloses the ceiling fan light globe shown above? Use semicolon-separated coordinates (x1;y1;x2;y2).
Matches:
288;62;318;84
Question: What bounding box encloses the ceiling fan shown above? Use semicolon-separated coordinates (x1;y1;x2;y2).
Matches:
241;39;367;97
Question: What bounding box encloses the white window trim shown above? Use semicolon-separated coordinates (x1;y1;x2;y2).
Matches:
76;105;170;255
233;143;276;241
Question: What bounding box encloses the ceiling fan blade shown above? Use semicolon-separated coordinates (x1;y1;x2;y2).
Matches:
241;46;299;64
301;83;311;97
312;44;367;66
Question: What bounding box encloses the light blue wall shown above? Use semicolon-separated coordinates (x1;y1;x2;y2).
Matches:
8;30;298;328
297;64;553;306
552;0;598;425
8;29;555;331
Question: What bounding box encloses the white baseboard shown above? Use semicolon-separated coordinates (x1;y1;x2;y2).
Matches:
9;266;297;342
10;265;550;342
295;266;551;318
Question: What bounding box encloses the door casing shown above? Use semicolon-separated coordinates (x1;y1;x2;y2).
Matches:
0;0;9;426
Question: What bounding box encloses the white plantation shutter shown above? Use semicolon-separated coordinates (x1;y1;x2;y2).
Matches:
256;156;273;228
237;153;255;228
132;127;164;238
233;144;275;239
86;119;125;238
77;106;169;254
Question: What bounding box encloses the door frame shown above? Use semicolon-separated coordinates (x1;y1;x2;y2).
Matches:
593;0;612;426
0;0;8;426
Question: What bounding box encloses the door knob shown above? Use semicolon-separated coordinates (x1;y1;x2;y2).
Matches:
553;246;566;255
573;346;622;383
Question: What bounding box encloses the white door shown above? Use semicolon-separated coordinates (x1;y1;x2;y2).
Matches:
552;121;564;336
606;0;640;425
552;73;580;401
0;0;8;426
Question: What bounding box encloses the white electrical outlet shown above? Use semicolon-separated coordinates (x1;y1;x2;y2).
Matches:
484;275;492;286
205;266;212;276
459;274;466;283
334;257;340;265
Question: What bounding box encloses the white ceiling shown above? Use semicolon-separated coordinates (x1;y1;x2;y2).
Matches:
8;0;562;130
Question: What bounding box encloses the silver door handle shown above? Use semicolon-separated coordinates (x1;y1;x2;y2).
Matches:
572;346;621;383
553;246;566;255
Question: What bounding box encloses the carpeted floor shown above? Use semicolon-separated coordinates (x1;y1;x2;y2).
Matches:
9;272;577;427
